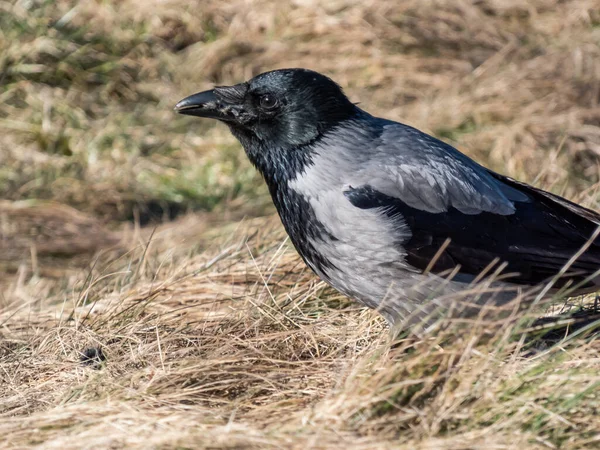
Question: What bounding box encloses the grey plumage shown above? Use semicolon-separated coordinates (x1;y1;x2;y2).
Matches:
175;68;600;331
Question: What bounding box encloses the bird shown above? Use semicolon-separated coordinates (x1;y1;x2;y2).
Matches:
175;68;600;332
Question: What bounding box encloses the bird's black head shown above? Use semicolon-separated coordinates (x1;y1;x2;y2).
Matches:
175;69;358;173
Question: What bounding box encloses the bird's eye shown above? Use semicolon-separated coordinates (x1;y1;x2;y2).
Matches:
259;94;278;110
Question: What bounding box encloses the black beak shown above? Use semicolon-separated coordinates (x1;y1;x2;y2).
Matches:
174;89;227;120
175;83;250;123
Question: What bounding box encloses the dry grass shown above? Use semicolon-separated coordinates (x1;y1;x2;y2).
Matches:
2;0;600;448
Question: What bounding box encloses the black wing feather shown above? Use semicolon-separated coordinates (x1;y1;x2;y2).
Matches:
345;178;600;289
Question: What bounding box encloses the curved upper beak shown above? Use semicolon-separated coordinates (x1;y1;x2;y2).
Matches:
175;83;250;123
174;89;226;120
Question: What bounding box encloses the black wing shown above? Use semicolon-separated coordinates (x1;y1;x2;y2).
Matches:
345;174;600;289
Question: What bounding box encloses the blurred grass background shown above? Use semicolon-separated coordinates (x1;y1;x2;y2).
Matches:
1;0;600;448
2;0;599;222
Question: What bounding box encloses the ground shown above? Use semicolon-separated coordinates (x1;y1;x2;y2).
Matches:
1;0;600;448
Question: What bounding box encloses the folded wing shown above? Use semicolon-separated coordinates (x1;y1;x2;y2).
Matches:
344;122;600;289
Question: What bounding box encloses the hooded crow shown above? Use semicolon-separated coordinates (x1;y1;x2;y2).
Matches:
175;68;600;330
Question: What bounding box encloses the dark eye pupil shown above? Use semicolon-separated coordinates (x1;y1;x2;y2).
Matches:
260;94;276;109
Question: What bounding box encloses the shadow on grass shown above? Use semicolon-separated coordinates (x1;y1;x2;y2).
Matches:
526;299;600;349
